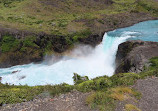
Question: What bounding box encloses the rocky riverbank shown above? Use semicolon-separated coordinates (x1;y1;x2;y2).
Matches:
1;77;158;111
115;40;158;74
0;90;97;111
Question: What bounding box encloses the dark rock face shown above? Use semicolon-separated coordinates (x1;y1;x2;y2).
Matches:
115;40;158;74
0;31;103;68
78;33;103;46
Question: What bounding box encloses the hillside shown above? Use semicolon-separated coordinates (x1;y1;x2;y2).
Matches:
0;0;158;35
0;0;158;67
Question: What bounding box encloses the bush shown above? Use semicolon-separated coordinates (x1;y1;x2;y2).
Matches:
0;84;43;104
0;35;20;52
110;73;140;86
86;86;141;111
77;80;95;92
94;77;112;90
0;0;24;6
76;76;112;92
43;83;74;96
0;83;74;105
150;57;158;68
72;73;89;85
86;91;115;111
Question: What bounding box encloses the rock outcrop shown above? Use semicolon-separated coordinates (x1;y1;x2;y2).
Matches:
115;40;158;74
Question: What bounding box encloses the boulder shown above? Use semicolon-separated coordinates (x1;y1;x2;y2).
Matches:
115;40;158;74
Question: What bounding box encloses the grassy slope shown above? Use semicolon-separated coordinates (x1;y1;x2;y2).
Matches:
0;57;158;111
0;0;158;35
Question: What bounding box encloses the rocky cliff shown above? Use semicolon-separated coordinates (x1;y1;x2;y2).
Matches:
115;40;158;74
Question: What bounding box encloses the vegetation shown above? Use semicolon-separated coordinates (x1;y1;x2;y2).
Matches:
0;84;42;104
0;35;43;65
0;0;158;109
125;104;141;111
0;83;73;105
0;57;158;110
0;0;157;35
72;73;89;85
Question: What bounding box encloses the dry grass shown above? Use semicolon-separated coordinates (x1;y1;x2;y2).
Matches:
125;104;141;111
110;87;136;101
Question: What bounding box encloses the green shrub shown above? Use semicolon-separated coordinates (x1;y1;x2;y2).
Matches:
72;73;89;85
0;0;24;6
0;35;20;52
150;57;158;68
0;84;43;104
110;73;140;86
43;83;74;96
76;76;112;92
139;57;158;78
22;36;38;48
94;77;112;90
137;0;158;15
77;80;95;92
0;83;74;105
86;91;115;111
58;19;68;27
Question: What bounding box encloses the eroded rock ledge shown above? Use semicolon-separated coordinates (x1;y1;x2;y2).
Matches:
115;40;158;74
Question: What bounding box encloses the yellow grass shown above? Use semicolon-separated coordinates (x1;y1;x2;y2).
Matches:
110;87;135;101
125;104;141;111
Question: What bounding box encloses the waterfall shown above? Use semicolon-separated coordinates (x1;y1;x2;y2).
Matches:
0;32;134;86
1;20;158;86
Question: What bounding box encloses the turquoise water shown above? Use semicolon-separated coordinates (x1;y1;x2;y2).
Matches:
0;20;158;86
108;20;158;42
